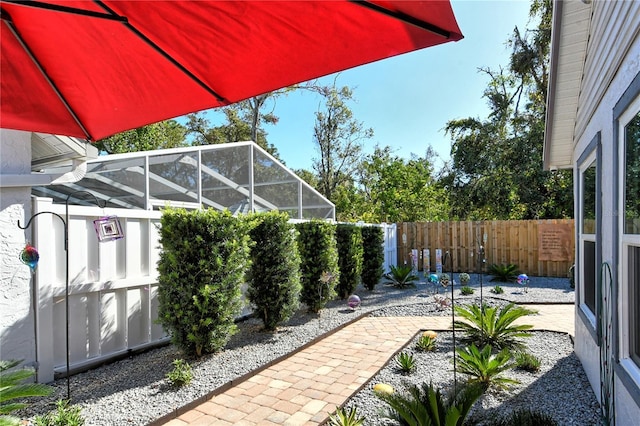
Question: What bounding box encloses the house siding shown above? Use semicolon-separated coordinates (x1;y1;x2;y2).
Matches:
573;10;640;423
575;0;640;144
0;130;36;369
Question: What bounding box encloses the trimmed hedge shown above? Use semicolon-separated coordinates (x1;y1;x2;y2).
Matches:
335;224;363;299
361;226;385;290
247;212;301;331
296;220;340;313
157;208;251;357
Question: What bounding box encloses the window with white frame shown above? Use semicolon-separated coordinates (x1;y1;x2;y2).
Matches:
579;153;597;320
620;94;640;368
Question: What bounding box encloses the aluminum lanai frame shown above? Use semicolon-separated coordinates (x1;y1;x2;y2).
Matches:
32;141;335;220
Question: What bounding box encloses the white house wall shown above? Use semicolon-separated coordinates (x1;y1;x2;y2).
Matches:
575;1;640;144
572;9;640;423
0;130;36;368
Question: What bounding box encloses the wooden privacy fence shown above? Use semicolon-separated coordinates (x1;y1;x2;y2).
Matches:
396;219;575;278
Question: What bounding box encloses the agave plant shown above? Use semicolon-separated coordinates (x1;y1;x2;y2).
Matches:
416;335;436;352
377;381;484;426
1;360;53;426
453;303;536;350
384;265;419;288
488;263;520;282
455;344;518;390
395;352;416;374
327;406;365;426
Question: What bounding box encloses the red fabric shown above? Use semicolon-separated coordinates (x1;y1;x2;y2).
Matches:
1;1;462;141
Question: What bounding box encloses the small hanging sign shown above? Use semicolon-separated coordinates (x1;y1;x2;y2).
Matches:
93;216;125;242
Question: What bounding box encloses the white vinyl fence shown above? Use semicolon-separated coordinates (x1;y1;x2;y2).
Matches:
30;197;165;382
28;197;397;382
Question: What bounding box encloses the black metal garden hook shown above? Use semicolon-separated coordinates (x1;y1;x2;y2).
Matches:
16;190;107;401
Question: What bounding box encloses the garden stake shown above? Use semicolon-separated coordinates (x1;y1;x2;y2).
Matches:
18;190;106;401
18;211;68;399
444;251;457;391
598;262;615;426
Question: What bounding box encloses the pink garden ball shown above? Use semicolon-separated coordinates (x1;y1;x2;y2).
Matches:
347;294;361;309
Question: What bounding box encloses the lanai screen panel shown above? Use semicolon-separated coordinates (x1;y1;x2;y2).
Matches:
253;148;299;216
302;184;334;219
201;144;251;210
148;151;199;206
32;156;147;209
32;142;335;219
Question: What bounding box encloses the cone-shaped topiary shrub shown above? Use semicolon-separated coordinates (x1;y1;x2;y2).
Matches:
157;208;251;357
361;226;384;291
335;224;363;299
296;220;340;313
247;212;301;331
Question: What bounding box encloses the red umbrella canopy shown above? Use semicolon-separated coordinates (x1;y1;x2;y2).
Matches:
1;0;462;141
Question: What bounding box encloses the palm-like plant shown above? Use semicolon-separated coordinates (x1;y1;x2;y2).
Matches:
488;263;520;282
455;344;518;390
1;360;53;426
453;303;536;350
377;381;484;426
384;265;419;288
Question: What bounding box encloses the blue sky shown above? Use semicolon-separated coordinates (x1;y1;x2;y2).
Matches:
194;1;533;172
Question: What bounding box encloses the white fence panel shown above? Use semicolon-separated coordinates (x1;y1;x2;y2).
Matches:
382;222;397;272
31;197;166;382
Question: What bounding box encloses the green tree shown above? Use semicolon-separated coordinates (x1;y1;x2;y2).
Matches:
442;0;572;220
356;146;450;222
95;120;187;154
247;212;301;331
185;108;281;159
157;209;251;356
312;83;373;202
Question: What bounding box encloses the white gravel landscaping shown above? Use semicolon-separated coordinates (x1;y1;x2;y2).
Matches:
20;274;600;425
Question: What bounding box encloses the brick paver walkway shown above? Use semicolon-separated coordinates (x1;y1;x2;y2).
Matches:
158;304;574;426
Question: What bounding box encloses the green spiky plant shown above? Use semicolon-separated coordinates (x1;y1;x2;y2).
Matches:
384;265;418;288
488;263;520;282
34;400;84;426
327;406;365;426
453;303;536;350
377;381;484;426
514;351;541;372
1;360;53;426
415;335;436;352
460;286;474;295
455;344;518;390
491;285;504;294
395;352;416;374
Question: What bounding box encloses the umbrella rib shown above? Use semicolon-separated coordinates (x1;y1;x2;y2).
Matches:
1;10;94;141
348;0;453;39
1;0;128;22
94;0;228;104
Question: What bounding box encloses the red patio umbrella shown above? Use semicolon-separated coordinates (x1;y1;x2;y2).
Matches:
1;0;463;141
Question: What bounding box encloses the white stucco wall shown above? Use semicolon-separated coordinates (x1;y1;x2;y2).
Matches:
0;129;36;369
572;25;640;425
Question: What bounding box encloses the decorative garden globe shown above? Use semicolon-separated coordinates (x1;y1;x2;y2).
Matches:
517;274;530;293
19;244;39;273
347;294;361;310
428;274;439;284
